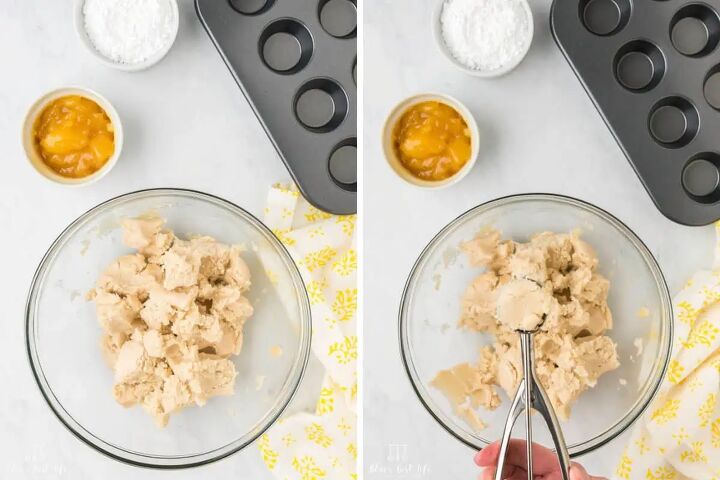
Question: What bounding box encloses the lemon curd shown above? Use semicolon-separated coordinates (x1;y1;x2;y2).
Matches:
392;101;471;182
33;95;115;178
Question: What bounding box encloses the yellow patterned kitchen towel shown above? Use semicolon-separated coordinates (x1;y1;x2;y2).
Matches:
258;184;358;480
614;222;720;480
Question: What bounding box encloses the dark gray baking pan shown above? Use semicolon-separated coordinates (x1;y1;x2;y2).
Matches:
196;0;357;215
551;0;720;225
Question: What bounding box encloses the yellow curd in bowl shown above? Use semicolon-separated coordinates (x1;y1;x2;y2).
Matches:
32;95;115;179
392;101;472;182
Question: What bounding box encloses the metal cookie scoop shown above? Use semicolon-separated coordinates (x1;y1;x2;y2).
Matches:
494;281;570;480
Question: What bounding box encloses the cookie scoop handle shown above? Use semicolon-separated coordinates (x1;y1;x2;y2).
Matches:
525;332;571;480
494;332;570;480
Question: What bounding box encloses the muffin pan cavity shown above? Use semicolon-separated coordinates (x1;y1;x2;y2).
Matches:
230;0;275;15
328;137;357;191
704;65;720;110
683;153;720;202
197;0;357;214
552;0;720;225
614;40;665;92
580;0;631;36
670;4;720;57
259;19;314;74
318;0;357;38
294;78;348;132
649;97;699;148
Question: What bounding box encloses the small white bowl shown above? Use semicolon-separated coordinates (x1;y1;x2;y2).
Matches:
432;0;534;78
382;93;480;189
73;0;179;72
22;87;123;186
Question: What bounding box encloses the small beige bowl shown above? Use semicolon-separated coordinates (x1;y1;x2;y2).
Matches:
74;0;179;72
22;87;123;186
382;93;480;188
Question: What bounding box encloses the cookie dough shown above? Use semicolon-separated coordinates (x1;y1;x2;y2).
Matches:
496;278;553;332
432;230;619;427
87;216;254;427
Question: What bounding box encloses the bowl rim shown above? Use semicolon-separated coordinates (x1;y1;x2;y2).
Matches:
432;0;535;78
381;92;480;189
73;0;179;72
25;188;312;469
21;86;124;186
398;193;674;456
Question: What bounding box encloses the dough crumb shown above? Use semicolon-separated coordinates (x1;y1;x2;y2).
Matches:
457;404;486;431
88;216;254;427
634;337;644;356
637;307;650;318
270;345;283;357
433;229;620;426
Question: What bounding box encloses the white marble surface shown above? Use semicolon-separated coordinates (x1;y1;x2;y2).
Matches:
0;1;322;478
364;0;716;478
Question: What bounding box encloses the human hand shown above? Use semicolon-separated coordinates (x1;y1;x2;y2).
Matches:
474;440;608;480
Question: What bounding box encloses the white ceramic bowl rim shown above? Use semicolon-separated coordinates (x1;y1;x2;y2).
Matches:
433;0;534;77
398;193;674;457
73;0;179;71
25;188;312;469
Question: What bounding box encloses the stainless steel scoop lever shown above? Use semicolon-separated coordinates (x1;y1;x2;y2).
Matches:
494;331;571;480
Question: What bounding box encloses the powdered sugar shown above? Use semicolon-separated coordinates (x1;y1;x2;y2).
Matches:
440;0;531;72
83;0;176;65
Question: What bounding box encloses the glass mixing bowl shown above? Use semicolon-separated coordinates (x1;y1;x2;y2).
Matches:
399;194;673;456
26;189;311;468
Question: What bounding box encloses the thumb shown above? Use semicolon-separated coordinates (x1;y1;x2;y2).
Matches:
570;464;589;480
570;463;608;480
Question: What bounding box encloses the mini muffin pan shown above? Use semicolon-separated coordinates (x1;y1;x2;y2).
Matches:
196;0;357;215
551;0;720;225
